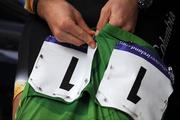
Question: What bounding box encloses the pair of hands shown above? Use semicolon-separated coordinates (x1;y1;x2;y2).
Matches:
37;0;139;48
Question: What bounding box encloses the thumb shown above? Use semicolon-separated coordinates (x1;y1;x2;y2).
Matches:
96;8;110;32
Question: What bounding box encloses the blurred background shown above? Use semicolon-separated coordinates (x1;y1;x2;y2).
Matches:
0;0;179;120
0;0;28;119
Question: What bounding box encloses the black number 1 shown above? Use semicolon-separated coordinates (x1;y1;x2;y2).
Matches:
60;57;78;91
127;66;147;104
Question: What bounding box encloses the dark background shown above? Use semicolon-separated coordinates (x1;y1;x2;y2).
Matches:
0;0;179;120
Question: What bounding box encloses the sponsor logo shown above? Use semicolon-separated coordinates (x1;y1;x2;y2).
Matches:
153;11;175;58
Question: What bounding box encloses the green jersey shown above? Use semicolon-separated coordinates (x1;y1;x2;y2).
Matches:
16;24;167;120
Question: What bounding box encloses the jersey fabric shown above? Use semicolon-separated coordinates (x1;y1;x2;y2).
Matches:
16;24;158;120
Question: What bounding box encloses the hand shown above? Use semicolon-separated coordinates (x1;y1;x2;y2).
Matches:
37;0;96;48
96;0;139;33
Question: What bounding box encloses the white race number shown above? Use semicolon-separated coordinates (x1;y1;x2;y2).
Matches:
96;41;173;120
28;37;96;102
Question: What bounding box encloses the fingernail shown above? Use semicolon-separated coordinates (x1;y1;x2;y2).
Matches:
95;30;99;36
89;41;96;49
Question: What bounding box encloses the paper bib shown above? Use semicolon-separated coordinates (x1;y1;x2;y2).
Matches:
96;41;173;120
28;36;96;102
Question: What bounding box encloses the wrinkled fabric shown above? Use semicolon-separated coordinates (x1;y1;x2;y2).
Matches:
16;24;156;120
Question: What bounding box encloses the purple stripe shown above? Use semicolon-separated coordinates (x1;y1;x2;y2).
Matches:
45;35;88;53
115;41;171;79
45;35;59;44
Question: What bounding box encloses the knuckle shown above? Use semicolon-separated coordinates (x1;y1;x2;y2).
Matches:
76;11;82;18
101;4;109;14
124;24;133;32
78;31;89;42
78;29;85;38
52;29;63;42
110;19;124;27
59;18;73;29
101;7;106;13
78;18;84;24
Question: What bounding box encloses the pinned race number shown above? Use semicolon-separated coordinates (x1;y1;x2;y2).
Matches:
96;41;173;120
28;36;96;102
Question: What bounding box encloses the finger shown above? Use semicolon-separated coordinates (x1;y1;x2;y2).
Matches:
64;21;96;48
121;25;133;32
109;10;136;32
96;7;111;31
124;23;135;32
109;12;125;27
112;21;134;32
75;13;95;35
109;19;133;32
55;30;85;46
